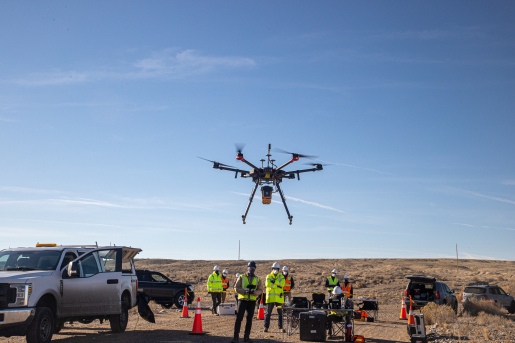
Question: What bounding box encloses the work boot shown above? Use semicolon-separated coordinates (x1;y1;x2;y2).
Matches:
243;338;252;343
230;336;239;343
263;328;268;332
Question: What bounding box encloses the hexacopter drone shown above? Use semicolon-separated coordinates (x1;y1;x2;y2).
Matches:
199;144;325;224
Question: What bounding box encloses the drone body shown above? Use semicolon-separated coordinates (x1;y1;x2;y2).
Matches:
200;144;324;224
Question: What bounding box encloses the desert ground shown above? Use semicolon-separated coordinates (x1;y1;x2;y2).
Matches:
2;258;514;343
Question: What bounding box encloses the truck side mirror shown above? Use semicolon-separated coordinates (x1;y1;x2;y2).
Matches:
451;290;454;293
67;261;79;278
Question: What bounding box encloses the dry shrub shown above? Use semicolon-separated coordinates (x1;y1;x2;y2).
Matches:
505;281;515;295
476;311;512;327
289;268;296;273
355;281;367;288
462;298;506;317
420;302;456;325
483;327;490;340
298;275;304;280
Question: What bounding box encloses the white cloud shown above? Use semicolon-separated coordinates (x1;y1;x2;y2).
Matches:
453;223;474;227
284;196;346;213
316;159;393;175
460;252;500;260
460;189;515;206
11;49;256;86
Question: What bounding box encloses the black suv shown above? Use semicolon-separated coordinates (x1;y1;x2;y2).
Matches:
136;270;194;309
404;275;458;314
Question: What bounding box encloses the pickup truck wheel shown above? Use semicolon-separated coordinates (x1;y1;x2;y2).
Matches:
26;307;54;343
509;301;515;314
110;296;129;333
175;291;185;309
54;321;64;334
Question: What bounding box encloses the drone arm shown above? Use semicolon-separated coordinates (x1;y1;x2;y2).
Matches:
242;182;259;224
238;158;259;170
276;183;293;225
284;166;323;174
214;164;249;176
276;159;297;171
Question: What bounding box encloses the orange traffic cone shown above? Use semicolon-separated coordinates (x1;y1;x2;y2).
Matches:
189;297;205;335
399;297;407;320
407;296;415;325
257;294;265;320
180;288;190;318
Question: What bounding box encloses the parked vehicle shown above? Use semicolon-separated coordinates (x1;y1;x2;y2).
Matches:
136;270;194;309
0;244;141;343
462;282;515;314
403;275;458;314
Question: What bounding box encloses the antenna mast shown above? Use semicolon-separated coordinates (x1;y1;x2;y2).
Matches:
267;144;271;167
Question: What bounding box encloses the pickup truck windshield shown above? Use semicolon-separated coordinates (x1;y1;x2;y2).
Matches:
0;250;63;271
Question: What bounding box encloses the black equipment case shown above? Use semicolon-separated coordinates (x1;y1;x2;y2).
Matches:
299;311;327;342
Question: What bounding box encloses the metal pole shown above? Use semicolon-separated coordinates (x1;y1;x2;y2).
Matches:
456;243;459;276
238;240;240;261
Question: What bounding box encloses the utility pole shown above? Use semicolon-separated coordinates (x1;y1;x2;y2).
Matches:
238;240;240;261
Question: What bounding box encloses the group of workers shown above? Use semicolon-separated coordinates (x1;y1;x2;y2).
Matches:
206;262;351;343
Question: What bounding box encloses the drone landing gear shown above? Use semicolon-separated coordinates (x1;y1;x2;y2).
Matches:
276;183;293;225
242;183;259;224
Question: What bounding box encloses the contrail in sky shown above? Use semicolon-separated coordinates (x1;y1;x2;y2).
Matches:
315;160;394;175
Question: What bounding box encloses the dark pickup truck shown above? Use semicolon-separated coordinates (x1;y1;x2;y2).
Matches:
136;270;194;309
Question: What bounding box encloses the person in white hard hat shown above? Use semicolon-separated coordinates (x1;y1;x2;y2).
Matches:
326;286;345;337
325;269;341;296
264;262;286;332
221;269;229;303
207;265;223;315
282;266;295;304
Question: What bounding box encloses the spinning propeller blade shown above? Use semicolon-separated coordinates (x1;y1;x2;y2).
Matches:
274;148;318;159
235;143;246;154
197;157;238;168
303;162;332;166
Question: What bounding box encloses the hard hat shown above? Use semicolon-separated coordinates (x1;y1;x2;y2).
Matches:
248;261;257;268
332;269;337;274
223;269;228;274
332;286;343;295
236;273;241;278
282;266;289;271
272;262;280;269
344;275;349;279
213;265;220;271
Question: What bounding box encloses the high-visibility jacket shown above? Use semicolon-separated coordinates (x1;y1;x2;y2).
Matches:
207;272;223;292
283;275;292;291
238;275;260;301
221;276;228;290
343;283;352;297
327;276;339;291
266;272;285;304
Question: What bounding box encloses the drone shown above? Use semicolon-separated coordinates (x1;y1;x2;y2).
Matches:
199;144;325;225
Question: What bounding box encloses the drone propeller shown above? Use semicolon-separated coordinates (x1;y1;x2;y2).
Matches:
274;148;318;159
235;143;246;154
303;162;332;166
197;157;238;169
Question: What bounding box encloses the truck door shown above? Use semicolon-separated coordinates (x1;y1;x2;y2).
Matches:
61;251;110;316
97;248;123;314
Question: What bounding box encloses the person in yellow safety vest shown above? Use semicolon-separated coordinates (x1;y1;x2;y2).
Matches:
207;265;223;315
342;275;353;299
232;261;262;343
221;269;229;303
264;262;286;333
282;266;295;305
325;269;341;296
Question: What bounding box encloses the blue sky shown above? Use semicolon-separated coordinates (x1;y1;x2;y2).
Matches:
1;1;514;261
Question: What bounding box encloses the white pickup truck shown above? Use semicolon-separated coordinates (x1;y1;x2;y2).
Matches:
0;244;141;343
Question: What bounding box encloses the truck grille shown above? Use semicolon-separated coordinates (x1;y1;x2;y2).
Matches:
0;283;16;310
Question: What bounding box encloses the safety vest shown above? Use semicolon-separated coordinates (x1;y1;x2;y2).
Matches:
283;275;292;291
327;276;339;291
238;275;260;301
221;276;228;290
343;283;352;297
266;272;285;304
207;272;223;292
